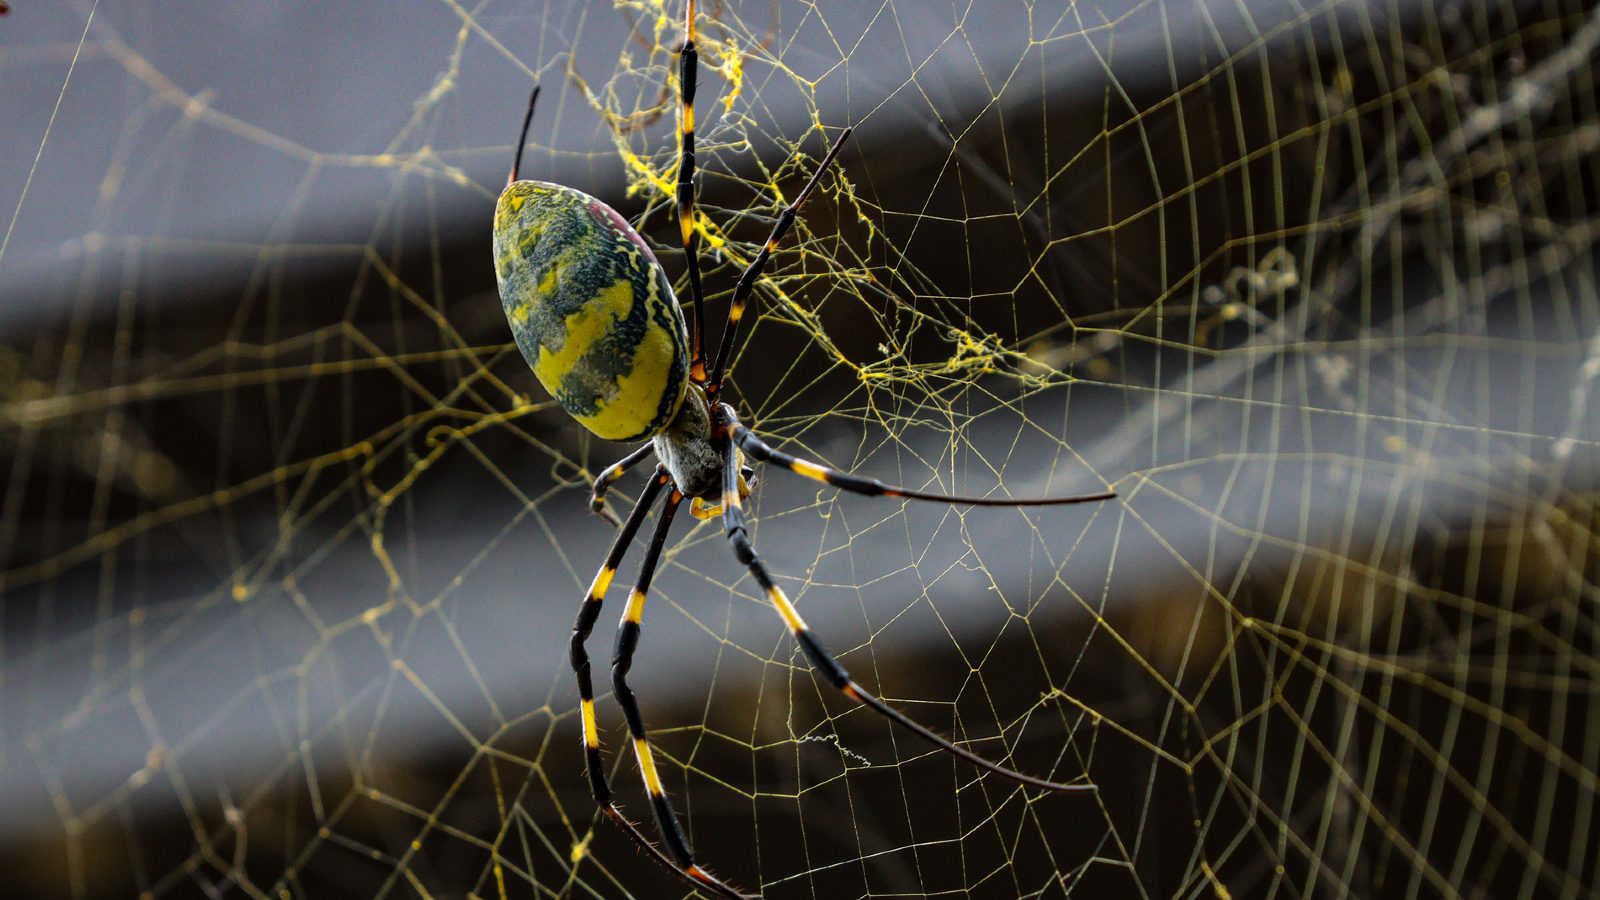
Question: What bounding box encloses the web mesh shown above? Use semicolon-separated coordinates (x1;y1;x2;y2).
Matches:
3;0;1598;897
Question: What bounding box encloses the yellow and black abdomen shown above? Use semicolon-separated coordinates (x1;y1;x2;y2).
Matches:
493;181;690;442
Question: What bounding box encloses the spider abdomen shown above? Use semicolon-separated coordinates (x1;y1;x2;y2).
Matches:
494;181;690;442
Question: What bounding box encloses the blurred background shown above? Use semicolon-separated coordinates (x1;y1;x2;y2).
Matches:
2;0;1598;897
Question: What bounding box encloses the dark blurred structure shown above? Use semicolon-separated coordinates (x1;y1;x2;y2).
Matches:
3;1;1599;898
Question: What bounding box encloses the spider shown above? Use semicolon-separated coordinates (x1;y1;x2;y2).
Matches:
491;3;1113;895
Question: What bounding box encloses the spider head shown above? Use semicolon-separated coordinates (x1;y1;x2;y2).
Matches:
651;384;723;500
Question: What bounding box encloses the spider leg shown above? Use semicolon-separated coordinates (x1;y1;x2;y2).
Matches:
609;485;753;899
571;469;749;898
590;444;656;526
718;436;1098;795
705;128;853;395
571;470;671;836
677;0;708;382
727;413;1116;507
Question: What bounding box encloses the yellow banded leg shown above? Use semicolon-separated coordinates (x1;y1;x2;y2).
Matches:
715;432;1098;796
706;128;854;394
727;415;1116;508
571;469;666;808
678;0;707;380
590;444;655;526
609;488;750;898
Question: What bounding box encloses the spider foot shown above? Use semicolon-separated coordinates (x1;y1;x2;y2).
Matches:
590;498;625;527
599;805;754;898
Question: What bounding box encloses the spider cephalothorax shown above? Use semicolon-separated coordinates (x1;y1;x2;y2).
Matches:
649;382;721;500
491;3;1114;896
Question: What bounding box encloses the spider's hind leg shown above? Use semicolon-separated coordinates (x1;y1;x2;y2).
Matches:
677;0;708;380
705;129;853;395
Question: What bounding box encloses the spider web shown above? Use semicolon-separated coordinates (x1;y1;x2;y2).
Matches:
3;0;1598;897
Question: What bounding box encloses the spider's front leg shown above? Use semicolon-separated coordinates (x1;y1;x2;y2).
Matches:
569;470;670;835
569;466;750;898
715;429;1099;795
607;485;753;898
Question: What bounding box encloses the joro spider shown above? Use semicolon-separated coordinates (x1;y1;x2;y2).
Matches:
492;3;1113;895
